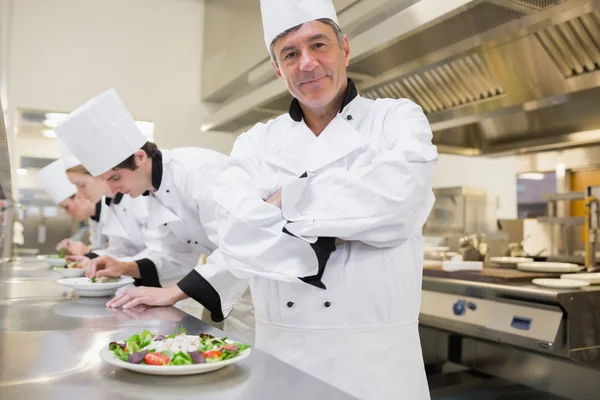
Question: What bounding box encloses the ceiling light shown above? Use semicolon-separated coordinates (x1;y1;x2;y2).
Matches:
16;168;27;175
42;130;57;138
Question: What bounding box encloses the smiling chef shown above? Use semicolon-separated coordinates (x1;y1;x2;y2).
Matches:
106;0;438;398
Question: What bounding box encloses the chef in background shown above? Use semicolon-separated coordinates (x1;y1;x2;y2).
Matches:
106;0;437;398
60;142;147;260
53;89;255;344
36;160;102;255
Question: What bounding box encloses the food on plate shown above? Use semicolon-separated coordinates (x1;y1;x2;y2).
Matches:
89;277;119;284
58;261;84;269
107;328;250;366
49;248;68;259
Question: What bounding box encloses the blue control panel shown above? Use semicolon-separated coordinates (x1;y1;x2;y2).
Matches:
452;300;478;316
511;316;533;331
452;300;466;316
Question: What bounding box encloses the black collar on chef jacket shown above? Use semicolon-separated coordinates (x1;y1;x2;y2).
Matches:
90;200;102;222
142;151;163;197
104;192;124;206
288;78;358;123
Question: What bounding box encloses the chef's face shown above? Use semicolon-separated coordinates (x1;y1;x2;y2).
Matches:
59;194;95;221
99;151;152;197
67;172;108;203
271;20;350;110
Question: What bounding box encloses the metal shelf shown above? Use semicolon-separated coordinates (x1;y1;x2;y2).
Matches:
543;192;585;201
536;216;585;226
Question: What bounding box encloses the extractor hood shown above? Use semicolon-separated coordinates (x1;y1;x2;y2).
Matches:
202;0;600;156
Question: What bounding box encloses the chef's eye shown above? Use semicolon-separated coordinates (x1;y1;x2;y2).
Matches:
314;43;325;49
284;51;297;60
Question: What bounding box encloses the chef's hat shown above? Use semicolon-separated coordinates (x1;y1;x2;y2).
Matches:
36;160;77;204
53;89;146;177
260;0;338;49
59;140;81;169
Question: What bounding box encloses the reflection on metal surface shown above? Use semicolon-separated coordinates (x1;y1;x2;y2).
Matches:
459;338;600;399
0;260;355;400
0;97;14;260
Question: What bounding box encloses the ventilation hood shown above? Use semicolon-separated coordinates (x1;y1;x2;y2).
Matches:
202;0;600;156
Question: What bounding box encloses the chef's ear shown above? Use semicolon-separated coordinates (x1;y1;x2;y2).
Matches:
271;60;282;79
133;149;147;164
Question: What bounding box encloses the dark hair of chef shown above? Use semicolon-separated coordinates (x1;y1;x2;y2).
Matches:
113;141;159;171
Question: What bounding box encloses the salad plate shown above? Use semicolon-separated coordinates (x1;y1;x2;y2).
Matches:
53;260;86;277
99;329;251;376
55;276;134;297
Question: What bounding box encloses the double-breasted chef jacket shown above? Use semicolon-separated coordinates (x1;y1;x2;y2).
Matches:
176;80;438;399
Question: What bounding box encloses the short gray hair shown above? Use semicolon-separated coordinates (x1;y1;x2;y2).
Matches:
269;18;344;67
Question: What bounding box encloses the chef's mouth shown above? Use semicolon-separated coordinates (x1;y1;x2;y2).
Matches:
299;75;327;85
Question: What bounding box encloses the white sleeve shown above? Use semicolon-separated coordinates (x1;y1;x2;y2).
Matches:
281;100;438;247
209;133;320;281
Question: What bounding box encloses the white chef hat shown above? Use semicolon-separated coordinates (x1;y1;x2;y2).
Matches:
36;160;77;204
260;0;339;49
59;140;81;169
53;88;146;177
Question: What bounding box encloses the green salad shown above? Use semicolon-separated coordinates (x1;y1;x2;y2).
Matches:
49;248;67;259
108;328;250;366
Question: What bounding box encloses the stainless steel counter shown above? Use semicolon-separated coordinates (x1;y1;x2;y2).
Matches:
0;259;357;400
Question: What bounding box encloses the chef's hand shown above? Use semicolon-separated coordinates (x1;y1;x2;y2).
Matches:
106;285;188;309
67;241;91;255
266;189;282;209
109;304;187;321
87;256;140;279
56;239;70;251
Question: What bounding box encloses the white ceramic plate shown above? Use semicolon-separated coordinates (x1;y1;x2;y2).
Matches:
489;257;534;268
423;259;443;268
53;266;86;278
46;257;67;267
560;273;600;285
55;277;134;297
442;260;483;272
99;338;251;376
517;262;584;273
532;278;590;289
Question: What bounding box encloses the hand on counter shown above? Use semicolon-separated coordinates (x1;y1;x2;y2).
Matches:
108;304;188;321
86;256;140;279
106;285;188;309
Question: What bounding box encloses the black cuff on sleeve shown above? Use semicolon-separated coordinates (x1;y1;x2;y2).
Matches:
283;228;336;290
84;252;99;260
177;270;225;322
133;258;162;288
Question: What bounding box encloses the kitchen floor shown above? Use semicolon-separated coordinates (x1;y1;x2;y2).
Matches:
428;369;569;400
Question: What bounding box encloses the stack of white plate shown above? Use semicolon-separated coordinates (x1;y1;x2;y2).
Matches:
489;256;533;269
516;262;583;273
532;278;590;289
560;273;600;285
